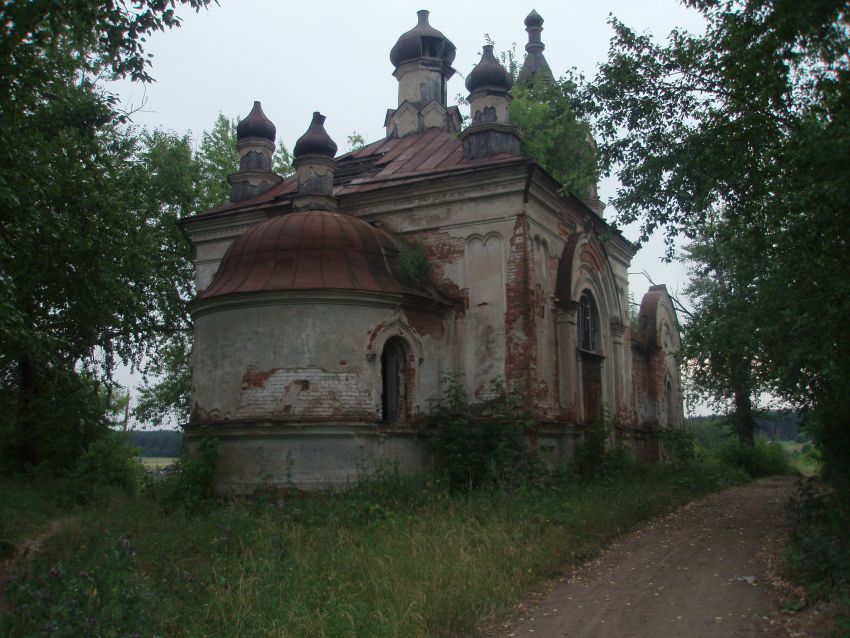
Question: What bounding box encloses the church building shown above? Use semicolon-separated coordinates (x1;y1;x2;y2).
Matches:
181;10;683;492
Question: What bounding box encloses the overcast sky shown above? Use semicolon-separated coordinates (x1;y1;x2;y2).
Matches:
112;1;709;409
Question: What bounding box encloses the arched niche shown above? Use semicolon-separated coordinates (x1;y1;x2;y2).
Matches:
381;336;411;422
367;318;424;420
554;232;623;422
636;285;683;428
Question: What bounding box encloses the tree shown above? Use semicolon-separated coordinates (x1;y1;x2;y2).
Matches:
591;0;850;482
680;214;762;446
510;80;599;198
0;0;212;472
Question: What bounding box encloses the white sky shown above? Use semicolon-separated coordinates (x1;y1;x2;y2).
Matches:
111;1;710;414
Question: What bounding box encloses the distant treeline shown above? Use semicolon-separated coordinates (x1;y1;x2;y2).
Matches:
125;430;183;457
688;411;803;441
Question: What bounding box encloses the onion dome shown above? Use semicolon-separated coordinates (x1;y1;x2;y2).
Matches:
199;211;426;299
390;10;456;68
293;112;338;158
525;9;544;28
465;44;512;93
236;101;276;142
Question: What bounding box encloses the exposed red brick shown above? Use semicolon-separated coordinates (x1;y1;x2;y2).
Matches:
405;307;445;338
241;367;277;389
504;214;533;403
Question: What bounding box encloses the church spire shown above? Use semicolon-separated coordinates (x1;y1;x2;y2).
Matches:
517;9;554;88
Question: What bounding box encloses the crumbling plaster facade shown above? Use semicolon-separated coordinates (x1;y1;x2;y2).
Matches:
181;10;683;492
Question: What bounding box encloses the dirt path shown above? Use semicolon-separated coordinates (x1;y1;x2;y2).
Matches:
501;476;796;638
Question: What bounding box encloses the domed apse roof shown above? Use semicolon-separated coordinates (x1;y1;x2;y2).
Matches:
236;101;276;142
390;10;456;68
465;44;512;93
199;211;426;299
293;112;337;158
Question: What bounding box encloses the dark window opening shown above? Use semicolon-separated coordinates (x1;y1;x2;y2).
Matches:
666;379;675;426
381;337;408;422
579;290;598;352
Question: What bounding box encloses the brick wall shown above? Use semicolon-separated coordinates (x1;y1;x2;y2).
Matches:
235;367;374;420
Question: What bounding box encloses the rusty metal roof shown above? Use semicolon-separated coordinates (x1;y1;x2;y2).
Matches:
198;210;430;299
196;128;526;216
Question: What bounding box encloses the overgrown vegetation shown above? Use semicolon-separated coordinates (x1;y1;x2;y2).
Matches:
785;483;850;634
0;406;803;637
590;0;850;491
396;240;432;289
420;376;538;491
685;417;794;477
0;450;749;638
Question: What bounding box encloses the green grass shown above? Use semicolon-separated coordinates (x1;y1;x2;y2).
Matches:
780;441;821;477
0;462;747;638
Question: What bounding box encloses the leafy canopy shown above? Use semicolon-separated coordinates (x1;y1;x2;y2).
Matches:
0;0;212;471
591;0;850;480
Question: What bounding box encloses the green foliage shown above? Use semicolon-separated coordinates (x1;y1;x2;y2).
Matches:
510;79;599;197
396;241;431;288
786;483;850;603
4;534;156;638
716;437;793;478
421;375;538;491
592;0;850;483
155;431;218;511
0;0;215;471
661;428;698;468
346;132;367;152
574;419;610;477
686;416;733;450
72;433;145;498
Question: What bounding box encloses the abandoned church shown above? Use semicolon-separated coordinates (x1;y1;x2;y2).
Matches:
181;10;683;492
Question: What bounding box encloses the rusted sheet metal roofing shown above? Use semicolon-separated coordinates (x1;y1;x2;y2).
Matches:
198;210;429;299
196;129;525;216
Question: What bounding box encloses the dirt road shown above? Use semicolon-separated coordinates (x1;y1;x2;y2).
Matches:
502;476;796;638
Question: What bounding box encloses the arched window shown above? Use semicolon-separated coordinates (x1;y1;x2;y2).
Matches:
381;337;409;422
666;379;675;427
578;290;598;352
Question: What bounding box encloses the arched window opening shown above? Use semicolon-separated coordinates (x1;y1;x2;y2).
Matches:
579;290;598;352
381;337;409;422
665;379;675;427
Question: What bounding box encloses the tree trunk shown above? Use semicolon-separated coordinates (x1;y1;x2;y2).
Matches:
733;388;755;447
16;354;39;467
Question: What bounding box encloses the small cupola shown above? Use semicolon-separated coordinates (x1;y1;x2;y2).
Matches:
293;112;338;211
294;111;338;159
236;100;276;142
517;9;554;88
389;10;456;69
228;101;282;203
385;10;461;138
459;42;522;160
465;44;512;95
